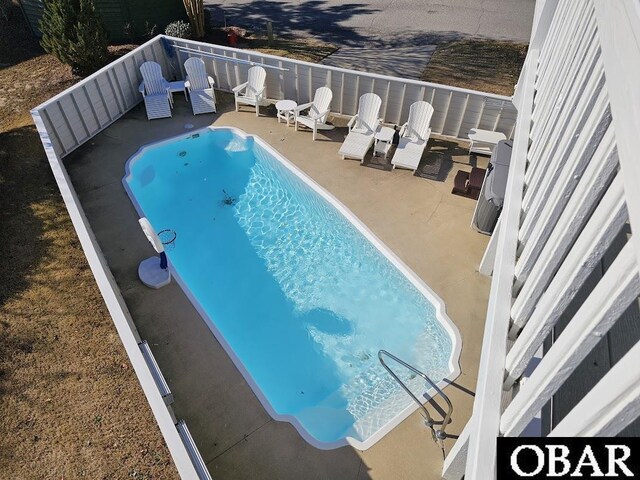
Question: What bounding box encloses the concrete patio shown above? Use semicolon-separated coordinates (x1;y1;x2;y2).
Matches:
64;92;491;479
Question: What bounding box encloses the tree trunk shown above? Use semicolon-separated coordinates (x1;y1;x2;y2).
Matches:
183;0;205;38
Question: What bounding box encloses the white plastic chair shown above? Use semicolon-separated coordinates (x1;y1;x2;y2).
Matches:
138;61;172;120
294;87;333;140
338;93;382;161
184;57;217;115
391;101;434;172
232;66;267;116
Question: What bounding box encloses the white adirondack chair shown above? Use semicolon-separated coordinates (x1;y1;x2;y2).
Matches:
184;57;217;115
339;93;382;161
294;86;333;140
232;66;267;116
391;101;434;172
138;61;172;120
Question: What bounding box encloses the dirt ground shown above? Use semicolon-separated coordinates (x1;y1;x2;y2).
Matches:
241;37;336;63
0;8;180;480
422;39;527;96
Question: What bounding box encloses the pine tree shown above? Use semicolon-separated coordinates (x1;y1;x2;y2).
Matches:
40;0;110;76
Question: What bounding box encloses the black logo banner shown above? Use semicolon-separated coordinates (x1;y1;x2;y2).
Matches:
497;437;640;479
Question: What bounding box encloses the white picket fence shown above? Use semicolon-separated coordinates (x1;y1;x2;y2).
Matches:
443;0;640;477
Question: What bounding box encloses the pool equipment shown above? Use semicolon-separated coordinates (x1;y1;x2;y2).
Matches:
137;217;171;288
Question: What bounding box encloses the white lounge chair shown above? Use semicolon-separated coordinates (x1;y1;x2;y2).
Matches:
138;61;172;120
339;93;382;161
184;57;217;115
294;86;333;140
391;101;434;172
233;66;267;116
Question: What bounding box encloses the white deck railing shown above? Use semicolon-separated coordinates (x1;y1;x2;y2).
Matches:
443;0;640;477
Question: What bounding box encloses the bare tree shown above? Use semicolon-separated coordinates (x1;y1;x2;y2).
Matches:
183;0;205;38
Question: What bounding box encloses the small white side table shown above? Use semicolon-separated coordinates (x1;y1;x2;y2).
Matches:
168;80;188;104
467;128;506;156
374;126;395;158
276;99;298;126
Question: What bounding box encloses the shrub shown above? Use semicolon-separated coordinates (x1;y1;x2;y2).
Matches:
165;20;192;39
143;20;157;39
40;0;109;76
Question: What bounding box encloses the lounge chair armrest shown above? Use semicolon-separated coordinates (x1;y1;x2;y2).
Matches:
399;122;408;137
138;82;145;95
208;76;215;87
232;82;248;94
310;109;330;121
255;86;266;97
294;102;314;112
184;79;191;91
347;114;358;130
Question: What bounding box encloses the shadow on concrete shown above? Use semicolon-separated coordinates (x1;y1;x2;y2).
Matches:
415;138;469;182
443;379;475;397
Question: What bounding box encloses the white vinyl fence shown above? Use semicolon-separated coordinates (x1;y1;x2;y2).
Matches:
35;34;517;161
164;36;517;139
33;36;170;158
443;0;640;477
31;36;209;480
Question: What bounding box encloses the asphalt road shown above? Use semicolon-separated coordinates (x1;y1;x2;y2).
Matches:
205;0;536;77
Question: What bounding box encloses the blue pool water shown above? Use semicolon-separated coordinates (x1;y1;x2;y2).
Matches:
124;127;459;449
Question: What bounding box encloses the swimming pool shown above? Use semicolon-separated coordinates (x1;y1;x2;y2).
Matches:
123;126;461;449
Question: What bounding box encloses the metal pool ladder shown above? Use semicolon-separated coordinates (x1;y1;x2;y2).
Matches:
378;350;453;456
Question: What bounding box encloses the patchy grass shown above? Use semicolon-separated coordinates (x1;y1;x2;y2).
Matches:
422;39;527;96
204;27;337;63
0;12;179;480
246;36;337;63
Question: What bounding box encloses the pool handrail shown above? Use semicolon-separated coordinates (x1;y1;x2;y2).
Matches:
378;349;454;448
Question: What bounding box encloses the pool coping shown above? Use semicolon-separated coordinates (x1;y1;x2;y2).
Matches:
122;125;463;451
